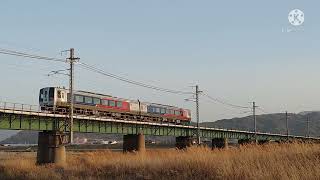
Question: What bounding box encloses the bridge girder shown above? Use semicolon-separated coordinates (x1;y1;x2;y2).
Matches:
0;112;318;142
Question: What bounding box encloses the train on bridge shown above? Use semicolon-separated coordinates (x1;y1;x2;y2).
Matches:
39;87;191;124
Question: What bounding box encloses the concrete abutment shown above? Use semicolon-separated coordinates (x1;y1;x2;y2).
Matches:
36;130;67;165
123;133;145;153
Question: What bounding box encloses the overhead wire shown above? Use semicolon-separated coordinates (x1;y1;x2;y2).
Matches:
0;47;194;95
77;62;194;95
0;48;66;62
201;92;251;109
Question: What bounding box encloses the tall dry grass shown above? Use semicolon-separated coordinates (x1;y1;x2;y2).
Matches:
1;143;320;180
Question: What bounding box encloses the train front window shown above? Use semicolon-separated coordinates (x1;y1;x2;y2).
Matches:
39;89;43;102
49;88;54;100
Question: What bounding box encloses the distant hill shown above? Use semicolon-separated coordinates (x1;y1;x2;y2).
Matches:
201;112;320;137
1;111;319;144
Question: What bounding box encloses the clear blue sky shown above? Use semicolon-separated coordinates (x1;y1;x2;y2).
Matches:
0;0;319;122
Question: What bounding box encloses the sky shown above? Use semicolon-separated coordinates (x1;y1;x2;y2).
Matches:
0;0;319;122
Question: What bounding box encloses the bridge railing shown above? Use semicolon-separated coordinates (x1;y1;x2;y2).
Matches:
0;101;41;112
0;101;71;116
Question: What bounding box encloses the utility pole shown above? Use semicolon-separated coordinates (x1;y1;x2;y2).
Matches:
252;102;257;140
286;111;289;139
67;48;79;144
307;116;310;138
195;85;201;145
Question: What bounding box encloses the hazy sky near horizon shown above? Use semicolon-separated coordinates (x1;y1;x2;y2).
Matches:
0;0;319;122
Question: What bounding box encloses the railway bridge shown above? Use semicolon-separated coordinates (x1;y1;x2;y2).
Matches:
0;101;319;165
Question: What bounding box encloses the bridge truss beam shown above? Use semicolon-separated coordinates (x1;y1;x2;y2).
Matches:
0;112;317;142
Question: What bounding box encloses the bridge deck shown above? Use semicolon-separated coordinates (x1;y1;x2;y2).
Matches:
0;103;318;141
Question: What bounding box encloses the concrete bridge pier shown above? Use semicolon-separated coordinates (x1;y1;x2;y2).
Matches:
212;138;228;149
36;130;67;165
123;133;145;153
175;136;194;149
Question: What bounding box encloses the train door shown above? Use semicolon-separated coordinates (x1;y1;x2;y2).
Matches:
56;89;68;103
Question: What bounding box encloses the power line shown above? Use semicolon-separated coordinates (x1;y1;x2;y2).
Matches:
77;62;194;95
0;47;194;95
201;92;251;109
0;48;65;62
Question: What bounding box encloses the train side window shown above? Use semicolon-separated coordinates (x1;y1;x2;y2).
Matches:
160;108;166;114
149;106;155;113
174;110;180;116
116;101;122;107
57;90;61;98
75;95;84;103
109;100;115;107
93;98;101;105
84;96;93;104
101;100;108;105
155;107;160;113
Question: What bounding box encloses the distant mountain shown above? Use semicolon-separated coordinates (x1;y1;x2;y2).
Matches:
1;111;319;144
201;112;320;137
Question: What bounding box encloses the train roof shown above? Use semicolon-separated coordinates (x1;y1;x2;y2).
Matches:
147;103;180;109
52;87;113;98
76;90;113;98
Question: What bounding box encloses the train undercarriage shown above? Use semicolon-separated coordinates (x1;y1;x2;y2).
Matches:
40;105;191;126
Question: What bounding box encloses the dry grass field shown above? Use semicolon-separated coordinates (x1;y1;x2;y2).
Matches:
0;143;320;180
